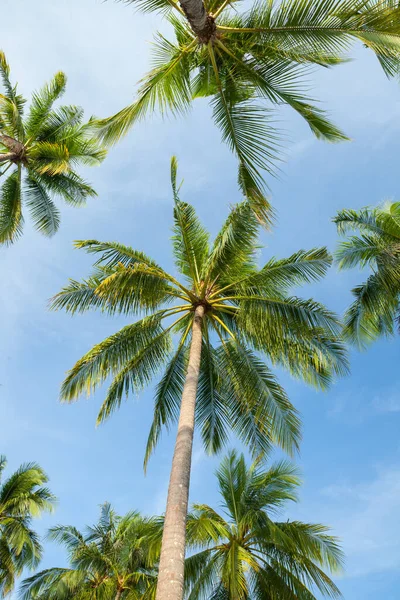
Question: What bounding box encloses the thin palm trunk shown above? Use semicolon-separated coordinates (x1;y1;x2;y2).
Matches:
155;304;205;600
115;590;122;600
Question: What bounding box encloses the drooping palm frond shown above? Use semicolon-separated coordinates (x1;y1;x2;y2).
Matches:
0;51;106;243
185;450;344;600
334;201;400;346
0;167;22;244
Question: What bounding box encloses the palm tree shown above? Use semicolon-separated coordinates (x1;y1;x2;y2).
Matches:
334;201;400;346
0;455;55;596
20;503;161;600
0;51;107;244
51;158;348;600
97;0;400;218
185;450;343;599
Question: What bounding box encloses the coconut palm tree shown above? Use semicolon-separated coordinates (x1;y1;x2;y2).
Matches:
334;201;400;346
0;455;55;596
97;0;400;218
0;51;107;244
20;503;161;600
185;450;343;600
51;158;347;600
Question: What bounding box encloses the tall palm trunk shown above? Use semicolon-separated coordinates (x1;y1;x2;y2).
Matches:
155;304;205;600
179;0;216;42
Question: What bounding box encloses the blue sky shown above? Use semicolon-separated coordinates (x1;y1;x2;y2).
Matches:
1;1;400;598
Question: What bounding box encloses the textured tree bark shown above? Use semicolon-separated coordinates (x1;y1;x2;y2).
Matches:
0;135;24;155
155;304;205;600
114;590;122;600
179;0;216;42
0;152;17;163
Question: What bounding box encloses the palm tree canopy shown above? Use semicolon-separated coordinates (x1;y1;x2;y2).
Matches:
0;456;56;596
0;51;107;244
185;450;344;600
334;201;400;346
20;502;162;600
97;0;400;218
51;157;348;470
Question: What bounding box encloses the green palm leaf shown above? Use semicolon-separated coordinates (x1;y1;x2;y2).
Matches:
25;72;66;138
25;175;60;236
0;167;23;244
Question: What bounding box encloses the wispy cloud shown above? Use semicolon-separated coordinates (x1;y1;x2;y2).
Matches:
318;466;400;577
328;382;400;422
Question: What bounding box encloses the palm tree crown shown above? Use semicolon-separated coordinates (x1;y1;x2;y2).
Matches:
52;157;347;465
0;51;107;244
52;158;347;600
185;450;344;599
20;503;161;600
0;456;55;596
97;0;400;217
334;201;400;346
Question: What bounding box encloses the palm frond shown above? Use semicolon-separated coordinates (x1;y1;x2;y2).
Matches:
0;51;25;138
28;141;70;175
343;275;397;346
60;315;166;402
37;171;97;206
25;72;66;138
118;0;179;16
25;175;60;236
74;239;163;269
171;157;210;289
204;200;259;285
96;327;173;423
209;43;278;219
0;167;23;244
335;201;400;345
232;247;332;296
94;263;179;315
49;271;114;315
95;34;196;144
196;337;229;454
144;337;189;470
217;342;301;456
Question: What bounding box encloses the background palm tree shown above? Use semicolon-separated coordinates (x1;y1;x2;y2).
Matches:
185;450;343;600
0;455;55;596
97;0;400;218
334;201;400;346
51;158;347;600
20;502;161;600
0;51;107;244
